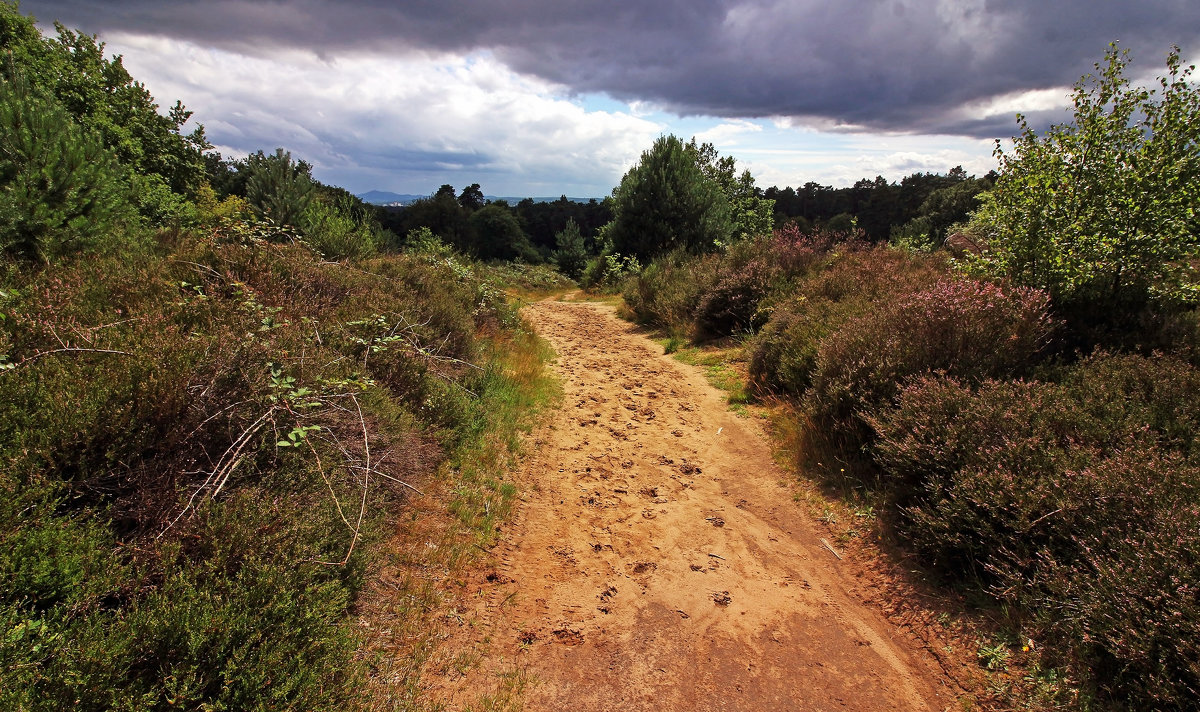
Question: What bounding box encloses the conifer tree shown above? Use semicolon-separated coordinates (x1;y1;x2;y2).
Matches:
607;135;732;259
244;148;314;228
0;74;132;261
553;217;588;280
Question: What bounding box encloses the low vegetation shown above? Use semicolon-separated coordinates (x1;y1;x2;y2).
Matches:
0;211;561;710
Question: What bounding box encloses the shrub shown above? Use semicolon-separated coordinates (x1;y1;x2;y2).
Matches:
0;74;135;261
748;245;949;396
581;251;641;293
244;148;314;229
692;240;775;339
750;296;874;397
961;46;1200;317
1061;351;1200;459
622;250;720;334
552;217;588;281
0;221;522;709
807;278;1056;430
300;196;378;260
871;353;1200;707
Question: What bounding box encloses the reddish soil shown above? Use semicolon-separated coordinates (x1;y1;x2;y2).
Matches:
424;299;965;711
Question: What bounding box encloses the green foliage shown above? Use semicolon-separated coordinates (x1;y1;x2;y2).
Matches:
687;138;775;242
244;148;315;229
0;1;209;196
584;252;642;292
300;193;379;260
390;191;471;251
607;135;733;259
963;45;1200;311
511;195;612;253
623;249;722;334
0;74;135;261
403;226;453;257
552;217;588;280
890;177;990;250
130;172;197;226
0;220;533;709
765;167;989;243
824;212;855;233
468;203;539;262
457;182;485;211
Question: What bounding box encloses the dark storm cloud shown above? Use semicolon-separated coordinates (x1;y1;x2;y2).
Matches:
21;0;1200;137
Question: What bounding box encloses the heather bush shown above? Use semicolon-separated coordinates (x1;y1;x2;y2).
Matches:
871;352;1200;706
764;223;841;274
748;245;949;395
748;297;861;396
0;219;529;709
807;278;1056;432
692;246;774;339
627;227;869;342
1061;351;1200;459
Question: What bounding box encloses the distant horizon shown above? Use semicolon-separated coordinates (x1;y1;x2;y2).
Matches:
356;189;605;206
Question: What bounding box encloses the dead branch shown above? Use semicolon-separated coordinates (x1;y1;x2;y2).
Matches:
159;406;276;539
10;347;133;369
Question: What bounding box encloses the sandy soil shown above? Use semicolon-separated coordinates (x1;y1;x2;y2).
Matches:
424;299;962;711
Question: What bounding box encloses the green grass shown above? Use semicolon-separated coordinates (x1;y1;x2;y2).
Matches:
658;340;754;414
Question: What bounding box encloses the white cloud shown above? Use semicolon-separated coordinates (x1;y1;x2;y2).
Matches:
732;130;997;188
958;86;1072;122
96;30;1002;197
693;119;764;146
104;33;661;195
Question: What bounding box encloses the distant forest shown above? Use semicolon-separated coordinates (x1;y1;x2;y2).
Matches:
376;166;994;264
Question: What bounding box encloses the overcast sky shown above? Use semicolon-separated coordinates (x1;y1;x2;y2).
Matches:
20;0;1200;197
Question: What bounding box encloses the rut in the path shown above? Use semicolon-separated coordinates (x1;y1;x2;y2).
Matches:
423;299;957;711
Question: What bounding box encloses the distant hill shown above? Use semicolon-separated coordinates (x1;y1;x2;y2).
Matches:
357;190;426;206
358;191;601;206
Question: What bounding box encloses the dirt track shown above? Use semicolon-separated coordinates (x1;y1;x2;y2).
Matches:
426;298;958;711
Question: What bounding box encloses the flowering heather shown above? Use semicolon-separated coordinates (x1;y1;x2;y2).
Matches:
808;277;1057;429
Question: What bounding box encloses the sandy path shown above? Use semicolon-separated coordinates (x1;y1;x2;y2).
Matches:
426;299;957;711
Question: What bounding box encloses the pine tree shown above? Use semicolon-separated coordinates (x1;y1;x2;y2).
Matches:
0;74;133;261
607;135;732;259
244;148;314;229
553;217;588;280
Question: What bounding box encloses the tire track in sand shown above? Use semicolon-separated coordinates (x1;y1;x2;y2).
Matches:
425;299;957;711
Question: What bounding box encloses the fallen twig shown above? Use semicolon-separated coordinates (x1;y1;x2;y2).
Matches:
820;538;843;560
